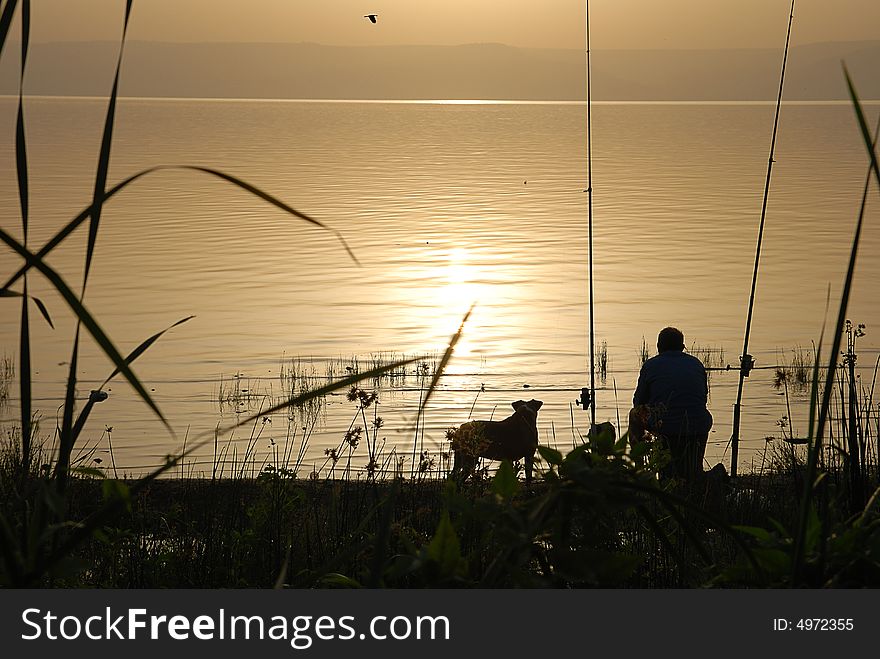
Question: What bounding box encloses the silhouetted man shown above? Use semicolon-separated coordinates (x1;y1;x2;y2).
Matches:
629;327;712;480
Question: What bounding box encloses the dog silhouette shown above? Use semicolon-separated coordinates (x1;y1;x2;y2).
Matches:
449;399;544;484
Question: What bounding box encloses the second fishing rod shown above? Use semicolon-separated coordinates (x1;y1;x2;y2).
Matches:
729;0;796;477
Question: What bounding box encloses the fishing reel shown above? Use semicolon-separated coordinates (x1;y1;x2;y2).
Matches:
577;387;592;411
739;354;756;377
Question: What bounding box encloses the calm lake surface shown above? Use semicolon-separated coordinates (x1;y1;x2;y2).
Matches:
1;97;878;475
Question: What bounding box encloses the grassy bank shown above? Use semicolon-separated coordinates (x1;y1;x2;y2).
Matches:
22;451;878;588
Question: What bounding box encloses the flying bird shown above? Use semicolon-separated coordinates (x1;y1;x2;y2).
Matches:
364;14;378;24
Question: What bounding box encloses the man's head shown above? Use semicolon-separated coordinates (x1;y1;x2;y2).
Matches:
657;327;685;353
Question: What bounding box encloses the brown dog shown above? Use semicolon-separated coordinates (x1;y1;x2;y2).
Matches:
449;399;544;484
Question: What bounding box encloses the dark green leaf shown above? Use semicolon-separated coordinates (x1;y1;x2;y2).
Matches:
592;427;615;456
101;479;130;507
805;504;821;553
753;548;791;575
630;440;650;460
491;460;519;500
733;525;773;544
319;573;362;589
48;555;91;580
768;517;792;539
537;445;563;466
427;512;463;576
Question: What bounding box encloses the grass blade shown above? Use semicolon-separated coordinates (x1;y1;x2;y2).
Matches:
404;306;473;476
845;67;880;193
417;304;474;419
62;315;195;455
14;0;30;479
100;315;194;387
0;0;19;60
0;289;54;328
15;0;27;242
81;0;132;286
792;69;879;582
17;283;30;477
1;164;359;292
0;168;154;291
217;357;420;437
0;228;171;436
184;166;360;266
29;292;50;328
66;390;108;464
55;0;131;491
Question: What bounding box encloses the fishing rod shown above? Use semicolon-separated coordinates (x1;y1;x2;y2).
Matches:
578;0;598;431
729;0;795;477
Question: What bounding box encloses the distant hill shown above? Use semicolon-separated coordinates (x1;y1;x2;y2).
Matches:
1;40;878;101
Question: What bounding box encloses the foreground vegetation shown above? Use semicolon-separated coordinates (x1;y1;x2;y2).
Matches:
2;426;879;588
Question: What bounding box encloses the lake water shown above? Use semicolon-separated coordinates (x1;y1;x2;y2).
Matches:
1;97;878;476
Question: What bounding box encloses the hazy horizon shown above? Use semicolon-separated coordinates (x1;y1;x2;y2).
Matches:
16;1;880;51
3;39;879;101
3;1;879;102
18;36;880;50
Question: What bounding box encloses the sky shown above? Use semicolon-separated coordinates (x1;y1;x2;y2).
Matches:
26;0;880;50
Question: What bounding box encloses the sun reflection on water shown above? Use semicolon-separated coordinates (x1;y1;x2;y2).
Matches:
389;242;524;377
433;246;487;365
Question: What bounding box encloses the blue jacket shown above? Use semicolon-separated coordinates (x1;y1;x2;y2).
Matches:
633;351;712;438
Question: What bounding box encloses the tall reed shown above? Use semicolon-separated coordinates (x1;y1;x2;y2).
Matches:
789;69;880;582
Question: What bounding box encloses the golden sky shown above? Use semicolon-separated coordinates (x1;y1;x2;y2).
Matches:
29;0;880;50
